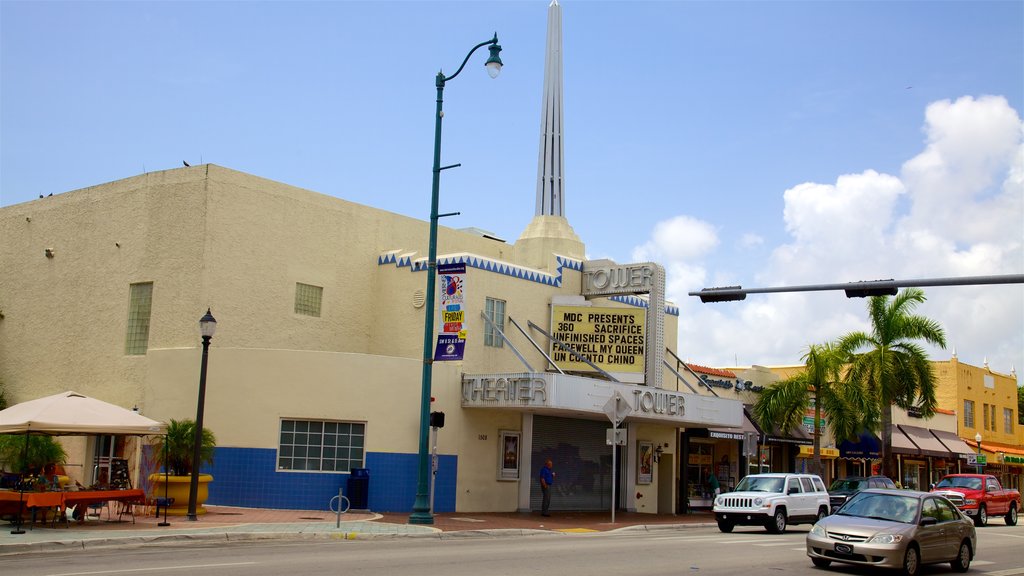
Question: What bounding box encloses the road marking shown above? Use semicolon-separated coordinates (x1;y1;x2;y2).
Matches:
984;532;1024;539
983;568;1024;576
755;542;803;547
719;538;780;544
971;560;994;566
47;563;257;576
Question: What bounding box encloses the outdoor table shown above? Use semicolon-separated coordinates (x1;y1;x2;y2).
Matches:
1;488;145;526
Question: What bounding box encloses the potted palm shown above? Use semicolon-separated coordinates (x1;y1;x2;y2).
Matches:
0;435;68;490
149;419;216;516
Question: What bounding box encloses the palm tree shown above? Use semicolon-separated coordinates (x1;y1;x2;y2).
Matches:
754;342;869;476
838;288;947;478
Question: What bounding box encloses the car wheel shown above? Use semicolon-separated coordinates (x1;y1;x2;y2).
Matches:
717;521;734;533
816;507;828;524
902;545;920;576
811;557;832;569
766;509;787;533
974;504;987;527
950;540;971;572
1006;504;1018;526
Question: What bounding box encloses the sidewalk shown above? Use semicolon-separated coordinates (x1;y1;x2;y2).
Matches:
1;505;717;554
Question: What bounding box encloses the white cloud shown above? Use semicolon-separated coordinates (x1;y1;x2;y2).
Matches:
661;96;1024;377
631;215;719;262
738;233;764;249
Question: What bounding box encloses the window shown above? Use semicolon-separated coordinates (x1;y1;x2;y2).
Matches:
813;477;827;492
964;400;975;429
800;477;814;492
278;419;364;472
991;405;998;432
484;297;506;348
294;283;323;317
1005;408;1015;434
787;478;802;494
983;403;991;431
125;282;153;355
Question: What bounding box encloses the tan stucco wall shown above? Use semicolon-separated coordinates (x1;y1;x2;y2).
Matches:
1;164;689;512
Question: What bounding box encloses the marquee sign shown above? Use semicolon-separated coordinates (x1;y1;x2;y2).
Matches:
550;306;646;373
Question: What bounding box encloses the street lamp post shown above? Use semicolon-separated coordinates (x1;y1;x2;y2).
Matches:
409;35;502;526
187;308;217;521
975;432;982;474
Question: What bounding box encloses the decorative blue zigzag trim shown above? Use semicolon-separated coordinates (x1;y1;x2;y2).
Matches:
379;251;583;288
376;251;676;315
609;295;680;317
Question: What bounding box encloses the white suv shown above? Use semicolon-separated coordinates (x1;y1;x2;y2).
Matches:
713;473;830;533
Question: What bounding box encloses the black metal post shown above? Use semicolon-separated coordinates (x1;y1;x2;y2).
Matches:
158;433;170;526
187;334;211;521
9;433;29;534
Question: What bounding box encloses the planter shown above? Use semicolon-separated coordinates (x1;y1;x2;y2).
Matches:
148;473;214;516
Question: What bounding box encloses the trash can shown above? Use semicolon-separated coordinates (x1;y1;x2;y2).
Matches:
347;468;369;510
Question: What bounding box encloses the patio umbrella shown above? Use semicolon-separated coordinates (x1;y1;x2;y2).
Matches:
0;391;166;533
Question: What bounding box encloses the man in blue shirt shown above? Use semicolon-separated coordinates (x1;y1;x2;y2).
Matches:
539;458;555;516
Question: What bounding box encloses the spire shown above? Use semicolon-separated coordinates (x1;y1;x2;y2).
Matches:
535;0;564;217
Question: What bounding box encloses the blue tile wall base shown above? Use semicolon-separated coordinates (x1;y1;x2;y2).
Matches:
198;447;457;513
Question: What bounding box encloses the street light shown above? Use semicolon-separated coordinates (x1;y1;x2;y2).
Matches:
975;432;982;474
410;34;502;526
187;308;217;521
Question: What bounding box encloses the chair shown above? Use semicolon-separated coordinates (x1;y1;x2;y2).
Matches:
114;500;136;524
86;500;108;520
153;497;175;518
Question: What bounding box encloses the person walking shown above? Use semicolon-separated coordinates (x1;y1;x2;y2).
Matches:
539;458;556;516
707;470;721;497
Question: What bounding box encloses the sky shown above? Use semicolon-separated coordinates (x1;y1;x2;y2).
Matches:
2;1;1022;381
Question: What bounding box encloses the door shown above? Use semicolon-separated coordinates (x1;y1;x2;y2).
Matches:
657;454;674;514
917;498;947;562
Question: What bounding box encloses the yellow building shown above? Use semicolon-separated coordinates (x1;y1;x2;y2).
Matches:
933;356;1023;491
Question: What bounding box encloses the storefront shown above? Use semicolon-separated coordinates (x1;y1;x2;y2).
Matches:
837;430;881;479
462;372;744;514
796;446;839;483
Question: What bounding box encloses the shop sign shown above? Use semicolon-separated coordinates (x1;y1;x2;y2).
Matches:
798;446;840;458
433;263;466;361
550;305;645;373
1004;454;1024;464
709;430;745;441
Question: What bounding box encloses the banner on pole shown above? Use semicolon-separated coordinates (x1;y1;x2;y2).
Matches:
434;263;466;361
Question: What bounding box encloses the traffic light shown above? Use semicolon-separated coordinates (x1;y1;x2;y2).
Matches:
429;411;445;428
844;280;898;298
697;286;747;303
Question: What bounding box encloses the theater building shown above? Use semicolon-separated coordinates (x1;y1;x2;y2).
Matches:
0;1;743;515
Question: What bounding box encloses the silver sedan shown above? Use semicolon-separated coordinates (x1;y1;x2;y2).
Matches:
806;489;976;576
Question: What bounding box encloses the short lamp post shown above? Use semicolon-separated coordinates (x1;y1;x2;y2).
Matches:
187;308;217;521
974;432;982;474
410;35;502;526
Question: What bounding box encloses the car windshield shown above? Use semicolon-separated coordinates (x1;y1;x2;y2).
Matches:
935;477;982;490
735;476;785;493
838;493;919;524
830;479;864;491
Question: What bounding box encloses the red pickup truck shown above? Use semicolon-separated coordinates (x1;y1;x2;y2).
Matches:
931;473;1020;526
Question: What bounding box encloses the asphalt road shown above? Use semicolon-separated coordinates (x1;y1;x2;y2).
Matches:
3;524;1023;576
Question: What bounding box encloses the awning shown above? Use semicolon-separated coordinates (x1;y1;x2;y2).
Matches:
798;446;839;459
838;430;881;459
889;424;920;455
899;424;954;459
743;405;812;446
708;413;759;441
929;429;974;458
765;425;813;446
